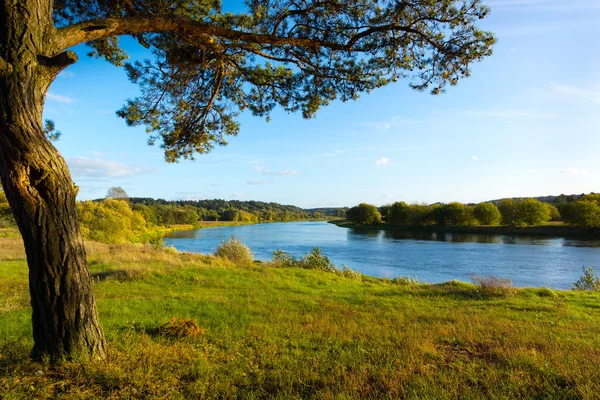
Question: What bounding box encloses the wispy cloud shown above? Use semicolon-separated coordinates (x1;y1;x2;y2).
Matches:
232;192;244;198
560;167;590;176
47;92;76;104
547;82;600;104
465;109;559;119
57;71;76;78
487;0;599;11
376;157;391;167
67;157;157;179
471;156;479;161
254;165;299;176
361;116;412;130
247;180;268;185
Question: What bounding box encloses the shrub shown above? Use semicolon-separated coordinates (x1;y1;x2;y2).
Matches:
573;267;600;291
517;198;551;226
473;202;501;226
272;247;361;279
346;203;382;224
214;236;254;265
389;276;420;285
433;202;475;226
471;275;515;297
77;199;149;243
563;200;600;227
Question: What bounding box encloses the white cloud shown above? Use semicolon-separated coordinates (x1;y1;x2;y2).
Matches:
486;0;599;11
58;71;76;78
560;167;590;176
254;165;299;176
465;109;558;119
67;157;157;179
232;192;244;198
47;92;76;104
277;170;299;176
247;180;267;185
547;82;600;104
376;157;391;166
471;156;479;161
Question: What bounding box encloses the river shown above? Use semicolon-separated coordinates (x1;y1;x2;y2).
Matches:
164;221;600;289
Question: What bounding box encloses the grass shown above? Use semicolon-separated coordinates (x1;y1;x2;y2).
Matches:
1;238;600;398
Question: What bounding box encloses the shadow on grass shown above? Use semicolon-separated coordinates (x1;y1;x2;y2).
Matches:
91;269;146;282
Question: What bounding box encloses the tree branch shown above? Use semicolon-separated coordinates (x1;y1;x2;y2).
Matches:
53;15;439;55
37;51;78;77
54;16;325;53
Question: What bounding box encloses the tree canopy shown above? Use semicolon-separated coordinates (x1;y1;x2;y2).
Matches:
51;0;494;161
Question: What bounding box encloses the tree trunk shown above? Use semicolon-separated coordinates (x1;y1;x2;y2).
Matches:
0;0;106;361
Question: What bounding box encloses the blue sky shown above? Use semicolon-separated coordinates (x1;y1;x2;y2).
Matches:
45;0;600;208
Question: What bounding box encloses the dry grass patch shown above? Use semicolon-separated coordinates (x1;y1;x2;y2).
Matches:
157;317;205;339
471;275;515;298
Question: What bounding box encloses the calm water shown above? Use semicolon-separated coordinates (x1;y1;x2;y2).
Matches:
164;221;600;289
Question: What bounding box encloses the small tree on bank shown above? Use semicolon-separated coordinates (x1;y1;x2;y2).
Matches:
473;202;501;226
347;203;382;225
0;0;494;361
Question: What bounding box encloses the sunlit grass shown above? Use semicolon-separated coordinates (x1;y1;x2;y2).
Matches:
1;237;600;398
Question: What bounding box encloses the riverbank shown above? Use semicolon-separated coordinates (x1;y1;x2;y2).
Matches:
330;220;600;239
1;237;599;398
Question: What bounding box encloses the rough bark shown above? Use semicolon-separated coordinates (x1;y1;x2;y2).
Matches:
0;0;106;361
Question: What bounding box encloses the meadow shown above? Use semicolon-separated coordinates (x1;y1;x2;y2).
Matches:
1;236;600;398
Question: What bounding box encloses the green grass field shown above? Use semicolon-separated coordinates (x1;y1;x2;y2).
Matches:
1;237;600;399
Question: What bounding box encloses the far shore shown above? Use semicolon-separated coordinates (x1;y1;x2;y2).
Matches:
329;220;600;239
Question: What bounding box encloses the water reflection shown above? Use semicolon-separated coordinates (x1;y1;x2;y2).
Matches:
347;229;383;239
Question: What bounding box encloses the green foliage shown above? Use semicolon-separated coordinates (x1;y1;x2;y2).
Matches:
53;1;494;161
0;190;14;226
561;195;600;227
498;199;519;226
517;198;551;226
42;119;61;141
77;199;149;243
573;267;600;291
390;202;410;224
346;203;382;225
273;247;361;279
498;198;552;226
473;202;501;226
130;198;311;223
214;236;254;265
433;202;475;226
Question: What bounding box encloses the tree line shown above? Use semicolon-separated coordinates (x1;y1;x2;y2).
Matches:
345;193;600;227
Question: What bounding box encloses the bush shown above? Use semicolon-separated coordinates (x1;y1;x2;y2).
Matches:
471;275;515;297
433;202;475;226
346;203;382;224
563;200;600;227
77;199;149;243
272;247;361;279
517;198;551;226
573;267;600;291
214;236;254;265
498;198;551;226
473;202;501;225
